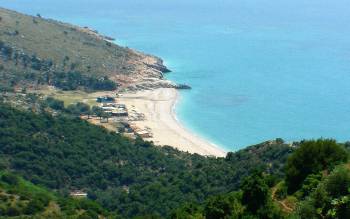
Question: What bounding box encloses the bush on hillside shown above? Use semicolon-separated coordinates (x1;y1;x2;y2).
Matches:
44;97;64;110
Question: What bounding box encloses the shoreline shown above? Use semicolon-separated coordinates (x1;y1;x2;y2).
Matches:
118;88;227;157
170;89;227;156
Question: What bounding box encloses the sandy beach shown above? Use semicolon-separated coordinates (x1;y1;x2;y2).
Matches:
118;88;227;157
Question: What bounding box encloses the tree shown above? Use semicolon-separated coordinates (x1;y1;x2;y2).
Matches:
0;103;292;218
204;193;243;219
76;102;91;115
66;104;81;116
92;106;103;120
240;170;270;214
45;97;64;110
170;203;203;219
275;138;284;144
66;102;91;116
285;139;348;193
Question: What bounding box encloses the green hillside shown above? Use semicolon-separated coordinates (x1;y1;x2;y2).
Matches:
0;171;118;218
0;101;292;218
2;103;349;219
0;8;168;91
2;6;349;219
172;140;350;219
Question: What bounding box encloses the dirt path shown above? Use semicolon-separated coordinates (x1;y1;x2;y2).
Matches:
271;186;294;213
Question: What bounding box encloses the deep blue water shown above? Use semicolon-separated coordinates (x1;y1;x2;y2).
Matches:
2;0;350;151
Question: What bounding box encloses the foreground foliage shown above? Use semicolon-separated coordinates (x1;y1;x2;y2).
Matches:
172;139;350;219
285;139;348;193
297;165;350;218
172;171;282;219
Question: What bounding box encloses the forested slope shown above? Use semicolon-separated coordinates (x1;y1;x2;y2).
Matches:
172;139;350;219
0;103;292;217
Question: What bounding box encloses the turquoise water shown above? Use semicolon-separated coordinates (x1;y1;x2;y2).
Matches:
3;0;350;151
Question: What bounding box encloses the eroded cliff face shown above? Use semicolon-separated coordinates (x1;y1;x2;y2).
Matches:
116;50;192;91
112;49;176;91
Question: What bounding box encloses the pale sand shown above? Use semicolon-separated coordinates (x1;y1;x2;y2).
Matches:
118;88;227;157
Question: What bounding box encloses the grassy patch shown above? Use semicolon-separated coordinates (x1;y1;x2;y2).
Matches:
35;89;99;107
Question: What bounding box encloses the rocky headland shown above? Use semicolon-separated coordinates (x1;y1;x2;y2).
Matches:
0;7;187;92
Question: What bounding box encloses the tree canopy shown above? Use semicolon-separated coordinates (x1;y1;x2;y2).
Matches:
285;139;348;193
0;103;291;218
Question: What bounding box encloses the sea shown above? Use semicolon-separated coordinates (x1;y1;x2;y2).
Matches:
2;0;350;151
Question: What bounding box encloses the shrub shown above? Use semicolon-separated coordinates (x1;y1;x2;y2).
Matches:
45;97;64;110
299;173;322;198
324;166;350;198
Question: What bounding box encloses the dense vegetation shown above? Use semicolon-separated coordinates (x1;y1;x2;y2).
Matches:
297;165;350;218
0;171;118;218
172;139;350;219
1;96;349;218
0;102;292;218
50;71;117;91
1;6;349;219
0;39;117;91
285;139;348;193
172;171;283;219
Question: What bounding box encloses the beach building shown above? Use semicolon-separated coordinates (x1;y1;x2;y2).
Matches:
101;103;126;109
136;130;153;138
116;122;133;133
96;96;115;103
111;109;128;117
101;106;116;111
70;191;87;198
101;103;128;117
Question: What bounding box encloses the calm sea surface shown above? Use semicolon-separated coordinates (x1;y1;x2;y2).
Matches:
3;0;350;151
